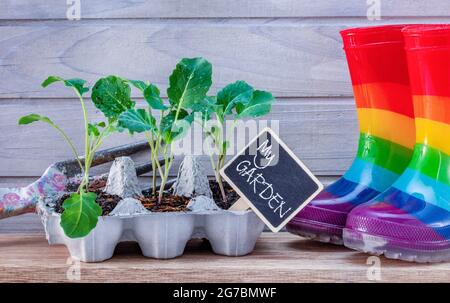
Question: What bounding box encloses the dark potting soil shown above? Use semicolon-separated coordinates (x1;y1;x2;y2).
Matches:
137;195;191;212
54;178;239;214
55;179;190;214
140;180;240;211
88;178;108;192
209;180;239;210
63;178;108;194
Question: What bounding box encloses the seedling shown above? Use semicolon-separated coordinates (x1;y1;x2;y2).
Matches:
119;58;212;203
18;75;133;237
119;58;275;204
201;82;275;202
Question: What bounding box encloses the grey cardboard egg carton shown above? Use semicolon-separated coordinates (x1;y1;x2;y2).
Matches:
38;203;264;262
31;144;264;262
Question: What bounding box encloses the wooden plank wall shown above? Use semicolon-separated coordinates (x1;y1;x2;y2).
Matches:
0;1;449;230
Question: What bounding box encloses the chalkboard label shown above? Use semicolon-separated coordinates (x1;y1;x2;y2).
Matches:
220;128;323;232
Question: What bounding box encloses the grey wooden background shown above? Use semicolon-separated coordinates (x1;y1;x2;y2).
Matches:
1;0;449;232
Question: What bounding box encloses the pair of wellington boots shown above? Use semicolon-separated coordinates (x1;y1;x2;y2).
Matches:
287;24;450;263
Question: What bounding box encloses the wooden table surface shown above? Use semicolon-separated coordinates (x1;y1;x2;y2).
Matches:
1;232;450;283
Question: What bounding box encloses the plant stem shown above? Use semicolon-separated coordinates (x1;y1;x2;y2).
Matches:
81;153;92;193
208;118;238;202
74;89;90;193
145;132;158;197
154;134;165;182
157;98;184;204
152;158;157;196
210;154;226;202
216;170;226;202
79;126;109;194
158;144;172;204
151;138;157;197
215;119;227;202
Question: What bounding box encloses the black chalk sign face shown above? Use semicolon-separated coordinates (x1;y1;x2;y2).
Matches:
220;128;323;232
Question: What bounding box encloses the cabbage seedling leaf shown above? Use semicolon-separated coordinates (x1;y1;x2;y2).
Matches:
60;191;102;238
91;76;135;119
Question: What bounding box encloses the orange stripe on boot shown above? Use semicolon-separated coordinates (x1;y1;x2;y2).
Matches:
413;95;450;125
353;83;414;118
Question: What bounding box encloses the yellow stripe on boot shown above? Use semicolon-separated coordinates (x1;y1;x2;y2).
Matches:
416;118;450;155
357;108;416;149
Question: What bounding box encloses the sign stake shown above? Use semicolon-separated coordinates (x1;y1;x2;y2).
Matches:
229;197;250;211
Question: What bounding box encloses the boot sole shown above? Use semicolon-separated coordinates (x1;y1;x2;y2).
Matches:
343;228;450;263
286;219;344;245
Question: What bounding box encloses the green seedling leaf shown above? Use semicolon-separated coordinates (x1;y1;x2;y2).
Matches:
172;115;194;142
65;79;90;96
160;109;191;143
118;108;157;134
217;80;254;116
190;96;220;121
88;121;107;137
167;58;212;110
87;124;98;137
41;76;89;96
60;191;102;238
41;76;63;88
237;90;275;118
91;75;135;119
88;123;100;137
109;122;126;133
128;80;148;92
144;84;168;110
18;113;53;125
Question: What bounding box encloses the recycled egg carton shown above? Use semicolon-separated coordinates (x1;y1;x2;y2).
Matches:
37;201;265;262
0;141;265;262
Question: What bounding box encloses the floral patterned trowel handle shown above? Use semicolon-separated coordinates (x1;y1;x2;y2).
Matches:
0;141;154;219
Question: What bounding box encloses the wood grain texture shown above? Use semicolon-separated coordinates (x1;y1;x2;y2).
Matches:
0;98;358;177
0;214;43;234
0;233;449;282
0;19;355;98
4;18;450;99
2;0;449;19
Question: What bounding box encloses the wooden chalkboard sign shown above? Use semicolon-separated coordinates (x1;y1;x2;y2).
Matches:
220;128;323;232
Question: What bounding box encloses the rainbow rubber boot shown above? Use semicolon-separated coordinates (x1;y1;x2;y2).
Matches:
344;24;450;263
287;25;416;244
